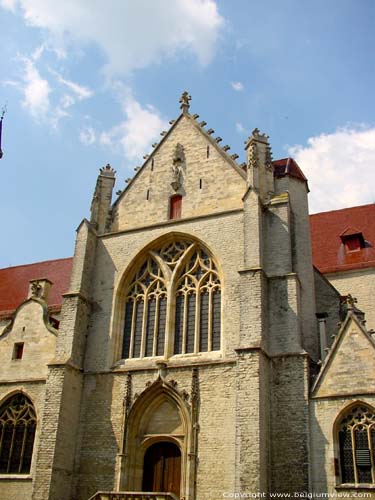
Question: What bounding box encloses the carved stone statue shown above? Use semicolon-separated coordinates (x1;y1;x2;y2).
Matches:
171;143;185;191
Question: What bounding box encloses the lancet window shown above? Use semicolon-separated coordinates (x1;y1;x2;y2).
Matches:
174;248;221;354
0;393;36;474
338;404;375;484
122;239;221;359
122;256;167;359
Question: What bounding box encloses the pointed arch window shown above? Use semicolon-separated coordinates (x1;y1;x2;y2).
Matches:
337;404;375;484
0;393;36;474
174;248;221;355
122;239;221;360
122;256;167;359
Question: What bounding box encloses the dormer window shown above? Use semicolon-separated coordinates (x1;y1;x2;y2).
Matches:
340;227;365;253
169;195;182;220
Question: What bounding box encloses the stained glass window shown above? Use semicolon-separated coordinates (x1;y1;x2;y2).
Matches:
338;405;375;484
122;240;221;359
0;393;36;474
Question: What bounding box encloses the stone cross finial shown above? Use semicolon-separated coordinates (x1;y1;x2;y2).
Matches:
345;294;358;309
179;91;191;113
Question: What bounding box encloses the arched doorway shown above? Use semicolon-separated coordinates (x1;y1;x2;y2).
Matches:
142;441;181;497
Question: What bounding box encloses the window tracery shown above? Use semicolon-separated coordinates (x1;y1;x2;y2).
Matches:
174;248;221;354
338;404;375;484
0;393;36;474
122;240;221;359
122;256;167;359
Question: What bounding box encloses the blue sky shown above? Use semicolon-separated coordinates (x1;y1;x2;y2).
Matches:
0;0;374;267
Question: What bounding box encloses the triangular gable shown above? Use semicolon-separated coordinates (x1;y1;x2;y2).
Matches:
111;111;247;232
340;226;363;238
312;312;375;398
113;111;246;206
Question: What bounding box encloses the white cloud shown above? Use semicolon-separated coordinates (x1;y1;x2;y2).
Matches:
31;44;44;61
235;122;245;134
7;53;94;126
2;0;224;75
20;57;51;119
231;81;244;92
100;88;168;162
80;126;96;146
53;72;93;100
288;126;375;214
0;0;16;11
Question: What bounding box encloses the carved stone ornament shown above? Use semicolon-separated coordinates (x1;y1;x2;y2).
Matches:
171;143;185;191
31;281;42;298
345;294;358;309
179;91;191;113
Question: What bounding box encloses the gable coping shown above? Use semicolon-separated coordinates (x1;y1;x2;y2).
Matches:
112;111;246;209
311;311;375;396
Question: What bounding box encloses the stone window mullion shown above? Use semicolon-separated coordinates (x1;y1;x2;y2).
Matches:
208;287;213;351
18;422;28;473
129;298;137;359
140;292;149;358
152;296;160;357
194;284;201;354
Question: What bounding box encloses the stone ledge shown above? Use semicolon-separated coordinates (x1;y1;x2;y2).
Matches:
0;474;32;481
336;484;375;490
101;208;244;238
0;378;46;384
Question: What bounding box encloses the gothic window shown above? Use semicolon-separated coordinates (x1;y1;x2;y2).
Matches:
122;256;167;359
0;393;36;474
122;239;221;359
338;404;375;484
174;248;221;354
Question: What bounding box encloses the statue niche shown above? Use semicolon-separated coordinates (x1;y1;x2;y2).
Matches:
171;143;186;192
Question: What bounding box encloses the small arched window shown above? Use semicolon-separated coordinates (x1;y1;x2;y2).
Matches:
338;404;375;484
122;239;221;360
0;393;36;474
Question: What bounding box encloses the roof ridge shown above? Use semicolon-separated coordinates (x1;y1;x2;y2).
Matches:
0;256;73;272
311;203;375;217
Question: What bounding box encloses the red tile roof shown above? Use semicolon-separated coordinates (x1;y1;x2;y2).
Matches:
273;157;308;184
0;258;73;317
310;204;375;274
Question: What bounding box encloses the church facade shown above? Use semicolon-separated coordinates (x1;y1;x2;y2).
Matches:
1;94;375;500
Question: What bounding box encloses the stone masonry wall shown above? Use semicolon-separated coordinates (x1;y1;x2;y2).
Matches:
327;267;375;331
270;354;310;493
112;115;247;232
74;364;237;500
85;210;244;372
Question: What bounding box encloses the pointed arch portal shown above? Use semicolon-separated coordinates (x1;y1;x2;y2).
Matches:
142;441;181;496
119;377;194;499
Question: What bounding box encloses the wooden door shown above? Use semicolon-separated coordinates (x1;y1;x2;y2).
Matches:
142;441;181;497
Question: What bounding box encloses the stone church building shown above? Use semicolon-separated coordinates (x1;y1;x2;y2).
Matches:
1;94;375;500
